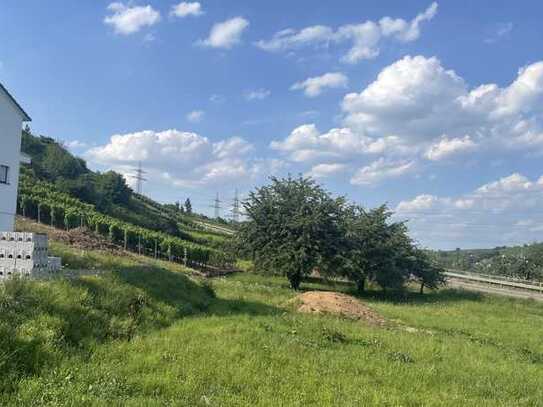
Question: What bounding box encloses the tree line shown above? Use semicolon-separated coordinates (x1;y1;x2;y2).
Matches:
237;176;445;293
433;245;543;282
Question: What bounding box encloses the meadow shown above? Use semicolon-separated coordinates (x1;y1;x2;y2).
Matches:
1;231;542;405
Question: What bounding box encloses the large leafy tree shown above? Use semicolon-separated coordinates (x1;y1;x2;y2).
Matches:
338;205;446;293
238;175;345;290
339;205;415;292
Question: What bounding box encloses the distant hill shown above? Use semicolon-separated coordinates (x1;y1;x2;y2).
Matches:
430;244;543;282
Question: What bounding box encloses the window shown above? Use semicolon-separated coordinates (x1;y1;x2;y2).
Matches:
0;165;9;184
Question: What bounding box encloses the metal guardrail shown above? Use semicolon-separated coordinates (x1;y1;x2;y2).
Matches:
446;269;542;286
445;271;543;293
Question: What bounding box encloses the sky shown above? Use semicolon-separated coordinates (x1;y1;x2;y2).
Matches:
1;0;543;249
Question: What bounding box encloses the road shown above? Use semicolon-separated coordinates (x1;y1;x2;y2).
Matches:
446;277;543;302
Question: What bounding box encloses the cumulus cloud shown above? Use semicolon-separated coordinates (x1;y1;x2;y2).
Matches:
291;72;348;97
199;17;249;49
342;55;543;152
104;3;161;35
170;2;203;18
425;135;477;161
271;124;413;162
351;158;415;185
271;55;543;186
245;89;271;101
85;129;261;187
255;3;437;63
308;163;348;179
395;173;543;248
186;110;205;123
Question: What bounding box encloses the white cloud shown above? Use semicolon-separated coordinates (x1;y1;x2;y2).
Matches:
256;3;437;63
351;158;415;185
271;55;543;187
476;173;534;195
271;124;413;163
308;163;348;179
186;110;205;123
213;136;254;158
245;89;271;101
291;72;348;97
104;3;161;35
425;135;477;161
342;55;543;152
395;173;543;248
86;129;259;187
170;2;203;18
199;17;249;49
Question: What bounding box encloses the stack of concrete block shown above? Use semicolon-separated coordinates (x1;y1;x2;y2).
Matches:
0;232;62;279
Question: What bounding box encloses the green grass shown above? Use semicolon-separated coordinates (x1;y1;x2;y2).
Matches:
1;239;543;405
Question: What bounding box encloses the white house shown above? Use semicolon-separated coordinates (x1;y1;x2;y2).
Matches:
0;83;31;232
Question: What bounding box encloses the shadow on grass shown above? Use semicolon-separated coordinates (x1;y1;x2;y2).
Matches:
298;276;483;305
350;287;483;305
115;266;281;318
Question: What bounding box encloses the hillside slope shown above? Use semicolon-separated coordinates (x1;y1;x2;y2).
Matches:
18;131;236;268
20;130;235;240
2;221;542;405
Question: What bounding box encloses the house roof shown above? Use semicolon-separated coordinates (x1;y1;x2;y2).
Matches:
0;82;31;122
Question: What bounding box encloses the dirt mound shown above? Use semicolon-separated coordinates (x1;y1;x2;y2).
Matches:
292;291;386;326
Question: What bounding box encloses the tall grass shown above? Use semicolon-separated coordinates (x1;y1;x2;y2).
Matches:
0;242;214;399
2;220;543;405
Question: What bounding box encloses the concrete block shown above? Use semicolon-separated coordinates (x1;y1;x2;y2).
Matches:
0;259;16;270
0;231;59;280
48;257;62;272
0;266;16;278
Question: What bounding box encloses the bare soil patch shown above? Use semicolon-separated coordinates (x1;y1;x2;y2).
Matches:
292;291;387;326
16;218;124;254
50;227;125;253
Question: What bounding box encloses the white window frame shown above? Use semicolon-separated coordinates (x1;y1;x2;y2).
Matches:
0;165;9;185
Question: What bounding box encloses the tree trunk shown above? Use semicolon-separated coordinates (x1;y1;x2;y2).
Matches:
420;282;424;294
356;277;365;293
288;271;302;291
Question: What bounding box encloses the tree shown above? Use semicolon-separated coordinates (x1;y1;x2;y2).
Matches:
94;171;132;210
238;175;345;290
339;205;415;292
408;249;446;294
184;198;192;215
41;143;88;180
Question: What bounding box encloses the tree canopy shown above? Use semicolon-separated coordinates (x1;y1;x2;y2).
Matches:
237;175;445;292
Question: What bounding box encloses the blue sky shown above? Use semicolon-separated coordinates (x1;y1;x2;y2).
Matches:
1;1;543;249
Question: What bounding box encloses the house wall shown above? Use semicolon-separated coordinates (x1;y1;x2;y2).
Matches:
0;91;24;232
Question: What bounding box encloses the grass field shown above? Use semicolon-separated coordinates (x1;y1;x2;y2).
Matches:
2;227;543;405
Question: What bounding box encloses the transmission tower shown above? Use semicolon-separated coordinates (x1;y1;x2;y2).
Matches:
231;189;241;223
129;162;147;195
211;193;222;219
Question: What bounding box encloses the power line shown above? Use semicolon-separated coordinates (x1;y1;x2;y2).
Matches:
231;189;241;223
211;192;222;219
129;161;147;195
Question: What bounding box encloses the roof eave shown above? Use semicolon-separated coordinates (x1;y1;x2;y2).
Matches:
0;83;32;122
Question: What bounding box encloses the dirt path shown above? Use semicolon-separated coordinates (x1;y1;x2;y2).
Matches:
447;278;543;302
